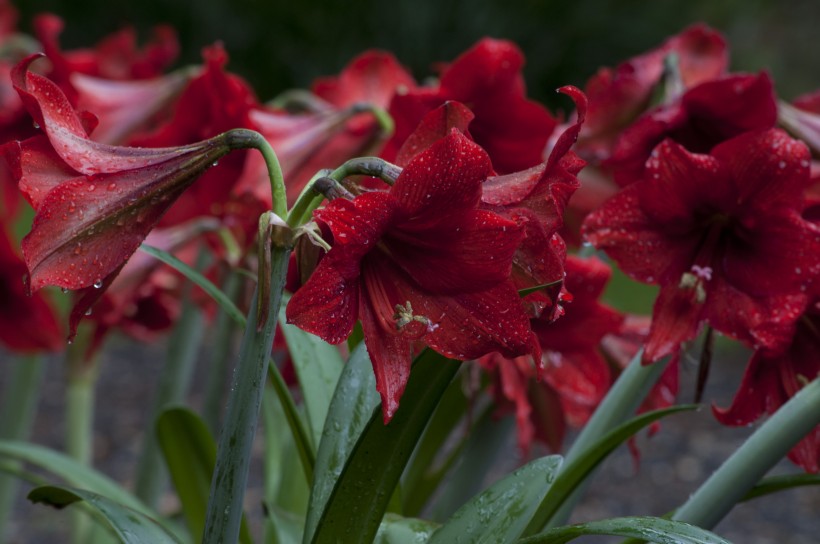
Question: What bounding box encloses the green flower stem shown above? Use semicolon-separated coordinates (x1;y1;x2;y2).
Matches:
330;156;402;186
202;246;291;544
534;352;671;532
286;158;401;229
64;328;99;544
0;355;45;536
202;270;243;435
225;129;287;219
134;255;207;507
286;170;332;228
672;377;820;529
352;103;395;139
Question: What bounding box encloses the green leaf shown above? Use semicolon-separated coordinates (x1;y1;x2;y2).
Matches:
0;441;152;518
278;305;345;450
310;349;460;544
375;514;438;544
263;503;304;544
139;244;246;327
742;473;820;502
429;409;514;521
429;455;562;544
28;485;183;544
525;405;696;534
518;279;562;297
518;516;731;544
156;407;252;544
304;342;379;544
401;369;470;516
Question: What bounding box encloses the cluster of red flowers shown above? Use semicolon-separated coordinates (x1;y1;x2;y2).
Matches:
1;0;817;472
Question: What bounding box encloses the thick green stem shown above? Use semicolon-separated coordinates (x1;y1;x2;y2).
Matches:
286;170;332;228
226;129;287;219
286;158;401;230
64;330;99;544
134;263;206;507
202;247;291;544
330;156;401;186
202;271;243;435
0;355;45;536
672;377;820;529
538;352;671;531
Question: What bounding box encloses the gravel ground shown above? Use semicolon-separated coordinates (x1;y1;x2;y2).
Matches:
1;334;818;543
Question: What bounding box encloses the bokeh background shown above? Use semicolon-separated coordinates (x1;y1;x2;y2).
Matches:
15;0;820;107
5;1;820;543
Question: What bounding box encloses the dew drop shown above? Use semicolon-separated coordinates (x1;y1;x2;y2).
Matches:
32;121;40;129
61;287;70;294
212;161;219;167
93;280;103;289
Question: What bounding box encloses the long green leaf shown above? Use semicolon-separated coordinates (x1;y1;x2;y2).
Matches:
524;405;696;535
742;473;820;502
519;516;730;544
139;244;246;327
401;369;469;516
202;247;291;544
311;350;460;544
28;485;182;544
278;306;345;449
304;343;379;544
156;407;252;544
0;441;152;517
429;455;563;544
429;408;514;521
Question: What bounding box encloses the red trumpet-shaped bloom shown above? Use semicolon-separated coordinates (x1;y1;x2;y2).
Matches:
714;298;820;473
286;130;539;421
4;55;234;338
583;129;820;363
385;38;556;174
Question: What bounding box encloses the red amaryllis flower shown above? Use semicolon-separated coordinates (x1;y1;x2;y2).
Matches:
0;225;63;352
286;130;538;421
70;68;195;145
535;256;625;426
605;72;777;185
4;54;235;337
577;23;727;163
130;44;258;227
236;50;415;206
34;14;178;95
385;38;556;174
481;87;586;315
583;129;820;363
714;298;820;473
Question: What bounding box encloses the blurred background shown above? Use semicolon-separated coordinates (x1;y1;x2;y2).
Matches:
14;0;820;108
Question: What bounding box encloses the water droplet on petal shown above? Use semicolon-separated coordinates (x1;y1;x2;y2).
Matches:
93;280;103;289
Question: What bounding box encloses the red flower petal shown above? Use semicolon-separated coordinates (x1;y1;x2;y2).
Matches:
312;50;415;110
712;128;811;212
391;130;491;222
13;56;216;175
387;209;522;294
394;101;474;167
